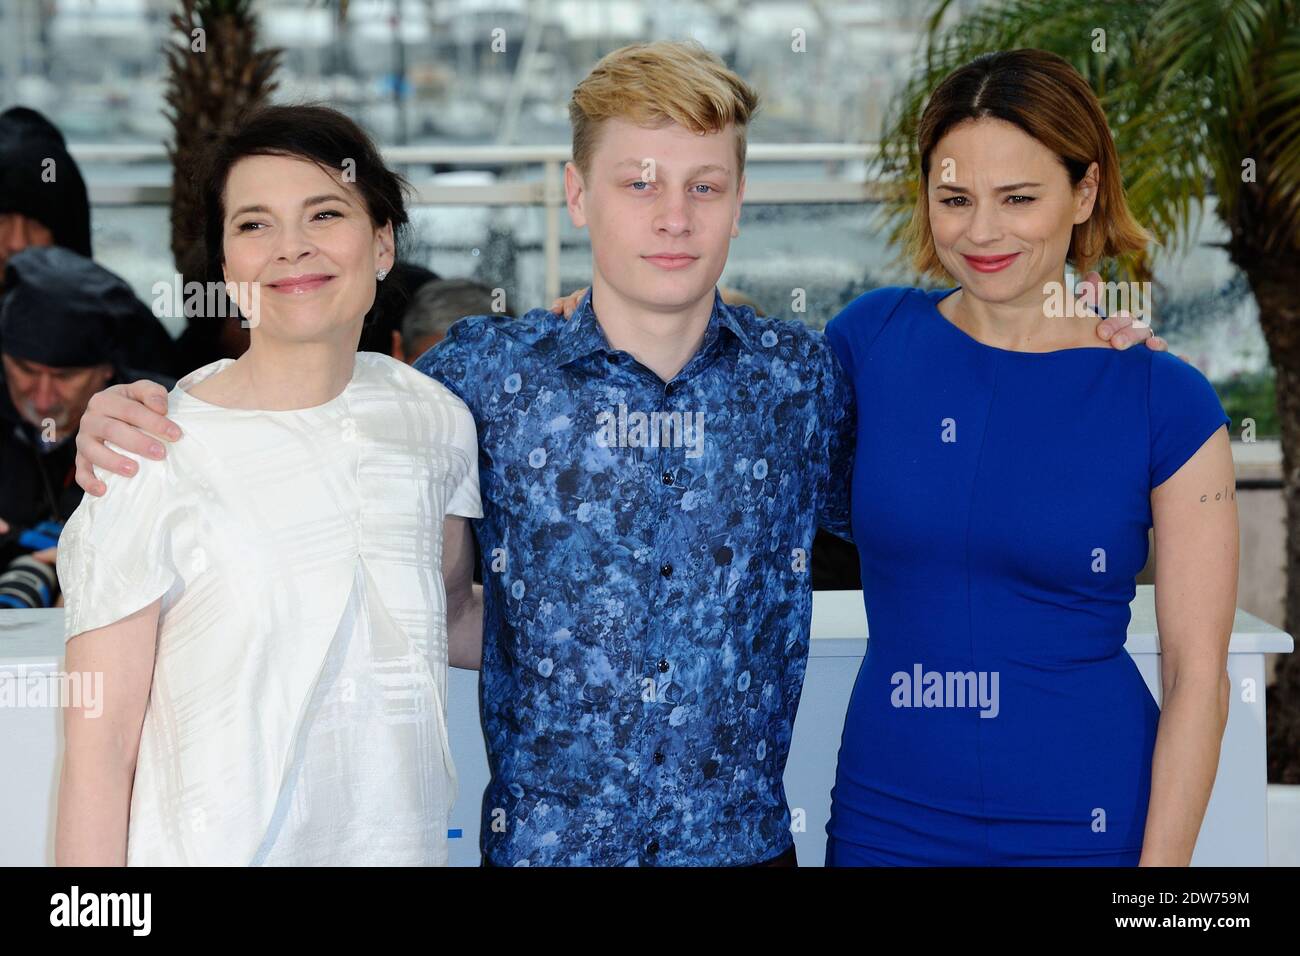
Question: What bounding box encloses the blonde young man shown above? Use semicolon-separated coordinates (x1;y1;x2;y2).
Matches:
74;41;1157;866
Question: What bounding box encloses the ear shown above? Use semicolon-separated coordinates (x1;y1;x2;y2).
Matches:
375;220;396;271
1073;161;1100;225
731;172;746;238
564;161;588;229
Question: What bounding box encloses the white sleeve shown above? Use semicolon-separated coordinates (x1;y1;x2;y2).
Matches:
57;441;181;640
445;402;482;520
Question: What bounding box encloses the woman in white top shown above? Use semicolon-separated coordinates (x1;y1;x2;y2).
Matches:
54;105;482;866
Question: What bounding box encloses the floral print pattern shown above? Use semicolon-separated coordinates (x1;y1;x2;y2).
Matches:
415;287;854;865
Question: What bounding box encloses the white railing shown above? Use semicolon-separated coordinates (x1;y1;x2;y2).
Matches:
74;143;885;300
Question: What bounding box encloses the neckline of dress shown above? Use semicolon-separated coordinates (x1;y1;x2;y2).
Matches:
174;352;363;415
924;287;1123;357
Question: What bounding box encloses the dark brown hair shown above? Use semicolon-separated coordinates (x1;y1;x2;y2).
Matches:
907;49;1150;278
197;103;411;324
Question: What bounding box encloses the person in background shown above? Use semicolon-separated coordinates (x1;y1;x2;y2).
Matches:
393;277;513;364
0;106;179;377
0;107;91;272
360;260;439;357
0;246;173;608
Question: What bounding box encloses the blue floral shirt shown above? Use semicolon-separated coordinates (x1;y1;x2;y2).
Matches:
414;287;854;866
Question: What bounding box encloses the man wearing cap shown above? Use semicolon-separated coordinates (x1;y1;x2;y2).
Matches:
0;106;179;377
0;246;174;598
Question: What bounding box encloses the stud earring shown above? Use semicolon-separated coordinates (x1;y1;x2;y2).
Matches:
376;268;389;281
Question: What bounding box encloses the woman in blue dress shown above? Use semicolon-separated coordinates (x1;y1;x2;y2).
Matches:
824;49;1239;866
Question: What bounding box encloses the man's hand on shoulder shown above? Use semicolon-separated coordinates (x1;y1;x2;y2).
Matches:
549;287;589;319
75;379;182;497
1079;270;1175;354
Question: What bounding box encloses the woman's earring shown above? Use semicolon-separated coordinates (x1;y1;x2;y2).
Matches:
376;268;389;281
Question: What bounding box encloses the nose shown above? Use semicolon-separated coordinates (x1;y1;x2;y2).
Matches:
966;199;1004;245
2;222;26;255
31;375;59;411
652;188;692;238
272;218;318;265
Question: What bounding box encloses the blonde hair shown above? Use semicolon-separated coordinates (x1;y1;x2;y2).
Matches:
568;40;760;179
906;49;1150;278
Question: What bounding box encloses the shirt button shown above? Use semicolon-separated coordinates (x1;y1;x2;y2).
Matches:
653;751;665;765
646;840;660;856
605;353;619;364
659;563;673;578
657;658;670;673
661;471;673;486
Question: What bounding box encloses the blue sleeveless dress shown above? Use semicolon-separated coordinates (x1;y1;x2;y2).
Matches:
822;286;1230;866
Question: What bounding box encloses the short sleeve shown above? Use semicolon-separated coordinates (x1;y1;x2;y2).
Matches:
823;286;911;384
1148;351;1231;488
56;440;180;641
445;401;483;520
416;318;494;520
823;311;856;381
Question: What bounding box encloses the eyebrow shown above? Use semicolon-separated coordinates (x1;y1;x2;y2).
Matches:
10;357;61;373
935;182;1042;193
614;159;732;177
229;193;353;219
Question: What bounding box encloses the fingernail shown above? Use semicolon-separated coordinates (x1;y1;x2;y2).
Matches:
149;443;163;456
168;426;181;439
123;461;136;474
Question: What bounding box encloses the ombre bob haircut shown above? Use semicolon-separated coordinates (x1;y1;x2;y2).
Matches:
905;48;1150;279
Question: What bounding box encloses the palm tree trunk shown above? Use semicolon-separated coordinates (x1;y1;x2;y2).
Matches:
1247;266;1300;782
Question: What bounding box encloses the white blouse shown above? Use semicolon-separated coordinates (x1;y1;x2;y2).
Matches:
57;351;481;866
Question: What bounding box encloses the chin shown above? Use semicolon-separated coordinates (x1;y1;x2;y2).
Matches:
956;271;1033;302
259;315;339;341
637;275;717;310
